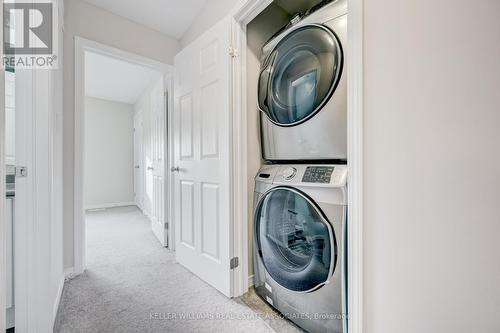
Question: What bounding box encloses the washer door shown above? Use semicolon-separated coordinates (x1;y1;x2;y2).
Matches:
255;187;336;292
258;24;343;127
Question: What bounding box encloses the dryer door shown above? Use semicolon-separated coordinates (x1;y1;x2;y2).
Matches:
258;24;343;127
255;187;336;292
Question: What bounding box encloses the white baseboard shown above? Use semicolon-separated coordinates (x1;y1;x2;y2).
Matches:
143;210;152;221
248;274;254;287
85;201;136;211
52;274;65;325
6;307;15;329
64;267;76;280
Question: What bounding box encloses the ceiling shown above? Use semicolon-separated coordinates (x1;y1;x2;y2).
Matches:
85;51;163;104
83;0;207;39
274;0;327;15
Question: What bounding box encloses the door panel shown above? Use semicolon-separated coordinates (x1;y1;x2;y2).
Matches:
180;94;194;159
173;17;232;296
150;78;167;247
201;183;219;260
180;180;195;247
200;82;219;158
5;71;15;164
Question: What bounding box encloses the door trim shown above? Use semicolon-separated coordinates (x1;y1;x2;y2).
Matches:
346;0;365;332
0;2;5;328
164;73;175;250
73;37;172;274
230;1;365;333
133;109;143;210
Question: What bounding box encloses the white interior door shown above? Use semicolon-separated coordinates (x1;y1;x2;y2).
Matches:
4;70;15;329
133;111;144;209
150;79;167;246
15;68;55;332
173;17;232;296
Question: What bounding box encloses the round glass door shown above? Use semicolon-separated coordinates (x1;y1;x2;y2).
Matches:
258;24;343;126
255;187;336;292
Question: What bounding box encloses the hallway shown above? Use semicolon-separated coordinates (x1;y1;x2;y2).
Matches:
54;206;274;332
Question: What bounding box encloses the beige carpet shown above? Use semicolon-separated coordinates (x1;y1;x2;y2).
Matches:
54;206;277;333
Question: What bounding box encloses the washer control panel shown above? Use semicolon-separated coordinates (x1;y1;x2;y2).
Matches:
269;164;347;187
301;166;335;183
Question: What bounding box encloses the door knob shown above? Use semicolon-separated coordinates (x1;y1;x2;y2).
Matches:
170;166;180;172
147;166;154;170
134;165;140;169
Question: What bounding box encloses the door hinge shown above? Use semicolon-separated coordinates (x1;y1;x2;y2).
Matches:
164;222;168;230
230;257;239;269
228;46;239;58
15;166;28;178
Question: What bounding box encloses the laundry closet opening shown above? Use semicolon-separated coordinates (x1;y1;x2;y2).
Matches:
246;0;348;282
242;0;350;332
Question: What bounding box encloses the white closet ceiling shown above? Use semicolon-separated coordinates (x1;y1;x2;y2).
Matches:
85;51;162;104
274;0;325;15
83;0;207;39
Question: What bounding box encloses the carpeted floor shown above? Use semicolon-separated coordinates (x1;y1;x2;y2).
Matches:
54;206;276;333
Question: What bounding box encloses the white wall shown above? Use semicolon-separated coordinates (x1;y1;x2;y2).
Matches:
363;0;500;332
84;97;134;208
180;0;237;48
63;0;179;268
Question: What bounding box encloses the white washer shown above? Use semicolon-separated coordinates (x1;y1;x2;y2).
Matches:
253;164;348;333
258;0;347;162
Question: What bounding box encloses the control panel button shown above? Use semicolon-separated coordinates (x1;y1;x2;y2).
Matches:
282;167;297;180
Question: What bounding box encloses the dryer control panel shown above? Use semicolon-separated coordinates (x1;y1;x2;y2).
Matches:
302;166;335;183
272;164;348;187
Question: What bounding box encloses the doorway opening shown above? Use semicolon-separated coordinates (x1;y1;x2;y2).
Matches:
74;38;173;275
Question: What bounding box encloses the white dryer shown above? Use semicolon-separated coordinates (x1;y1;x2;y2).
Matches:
258;0;347;162
253;164;348;333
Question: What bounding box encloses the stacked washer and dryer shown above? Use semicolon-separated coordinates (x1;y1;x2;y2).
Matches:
252;1;348;332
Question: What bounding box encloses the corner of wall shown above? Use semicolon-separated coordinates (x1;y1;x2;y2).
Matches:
52;272;66;326
179;0;239;49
